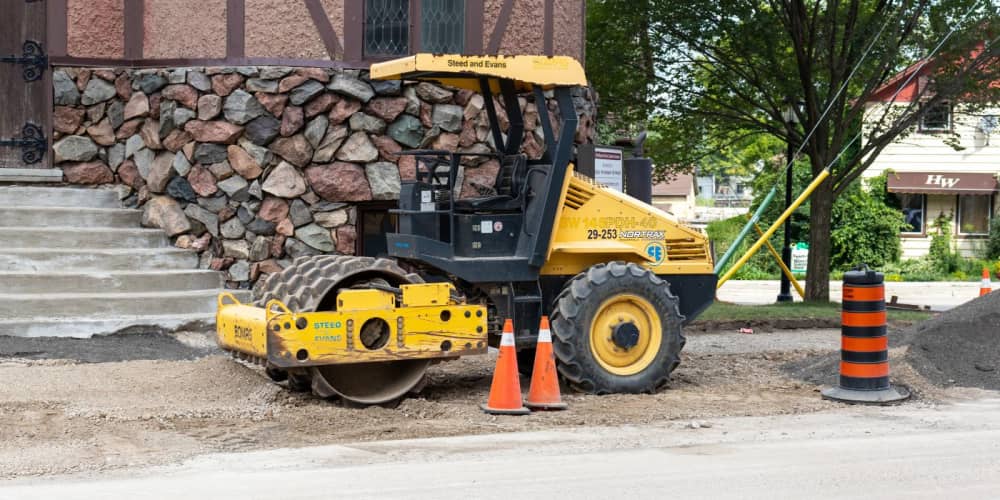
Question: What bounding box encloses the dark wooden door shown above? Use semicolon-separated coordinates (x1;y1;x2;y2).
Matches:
0;0;49;168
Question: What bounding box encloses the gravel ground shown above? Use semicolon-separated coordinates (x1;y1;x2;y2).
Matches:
0;331;213;364
0;326;985;480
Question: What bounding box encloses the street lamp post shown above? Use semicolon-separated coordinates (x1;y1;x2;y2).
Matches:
777;100;800;303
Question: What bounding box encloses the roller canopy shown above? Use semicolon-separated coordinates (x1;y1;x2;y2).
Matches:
370;54;587;92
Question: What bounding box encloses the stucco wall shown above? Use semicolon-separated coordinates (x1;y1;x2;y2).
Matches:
67;0;125;58
62;0;581;63
483;0;504;50
246;0;342;60
143;0;227;59
482;0;583;60
502;0;545;55
553;0;584;60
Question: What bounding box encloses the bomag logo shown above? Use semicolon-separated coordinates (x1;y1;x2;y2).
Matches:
234;324;254;342
313;321;342;330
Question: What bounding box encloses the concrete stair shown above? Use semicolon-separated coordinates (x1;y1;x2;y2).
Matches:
0;186;248;338
0;207;142;227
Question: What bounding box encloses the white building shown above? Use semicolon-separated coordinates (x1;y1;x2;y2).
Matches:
862;69;999;259
695;173;754;207
652;173;697;220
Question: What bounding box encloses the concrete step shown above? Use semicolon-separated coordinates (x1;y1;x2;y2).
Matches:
0;168;64;183
0;313;222;338
0;207;142;228
0;227;169;249
0;270;223;294
0;248;199;272
0;186;121;208
0;290;237;318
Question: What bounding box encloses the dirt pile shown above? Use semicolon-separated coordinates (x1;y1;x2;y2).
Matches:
902;292;1000;390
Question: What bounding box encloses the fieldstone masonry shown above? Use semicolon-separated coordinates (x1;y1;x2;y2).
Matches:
51;66;597;288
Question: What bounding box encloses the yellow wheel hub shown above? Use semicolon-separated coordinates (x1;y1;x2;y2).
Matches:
588;294;662;376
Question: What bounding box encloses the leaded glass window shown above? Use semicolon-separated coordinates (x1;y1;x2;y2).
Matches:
422;0;465;53
365;0;410;57
363;0;465;58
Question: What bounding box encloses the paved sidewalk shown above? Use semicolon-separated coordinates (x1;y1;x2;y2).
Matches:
717;280;981;311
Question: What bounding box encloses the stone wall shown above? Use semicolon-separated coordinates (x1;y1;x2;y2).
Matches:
50;65;597;287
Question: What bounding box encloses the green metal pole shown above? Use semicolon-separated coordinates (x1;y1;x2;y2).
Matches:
713;187;778;275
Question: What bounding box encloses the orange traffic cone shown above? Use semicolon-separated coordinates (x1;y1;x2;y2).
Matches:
526;316;567;411
481;319;530;415
981;267;992;296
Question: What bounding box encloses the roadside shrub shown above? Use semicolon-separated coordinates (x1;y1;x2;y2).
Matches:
986;217;1000;260
707;215;780;279
880;256;998;282
928;213;961;273
829;179;907;270
882;258;949;281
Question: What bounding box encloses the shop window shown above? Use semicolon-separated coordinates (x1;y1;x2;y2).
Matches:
357;203;398;257
920;101;951;132
958;195;991;235
364;0;465;58
894;193;925;234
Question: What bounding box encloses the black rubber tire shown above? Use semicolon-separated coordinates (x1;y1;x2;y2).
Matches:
551;261;685;394
251;255;424;403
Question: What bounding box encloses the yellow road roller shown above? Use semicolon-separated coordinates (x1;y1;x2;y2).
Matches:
217;54;715;406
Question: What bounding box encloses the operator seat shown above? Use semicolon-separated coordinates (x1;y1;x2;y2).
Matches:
453;153;528;212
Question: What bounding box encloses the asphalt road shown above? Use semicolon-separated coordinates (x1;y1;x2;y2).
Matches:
718;280;981;310
4;398;999;499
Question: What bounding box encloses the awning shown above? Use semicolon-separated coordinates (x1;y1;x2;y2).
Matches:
886;172;999;195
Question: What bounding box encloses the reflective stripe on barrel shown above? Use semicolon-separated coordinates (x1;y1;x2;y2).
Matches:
840;278;890;391
842;336;888;352
841;311;887;327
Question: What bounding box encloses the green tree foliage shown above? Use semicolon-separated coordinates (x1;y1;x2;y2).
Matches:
586;0;657;143
830;180;907;270
586;0;1000;300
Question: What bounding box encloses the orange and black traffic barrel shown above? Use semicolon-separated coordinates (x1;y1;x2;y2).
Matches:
821;265;909;404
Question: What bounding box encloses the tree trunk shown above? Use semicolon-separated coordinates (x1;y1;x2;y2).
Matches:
806;184;833;302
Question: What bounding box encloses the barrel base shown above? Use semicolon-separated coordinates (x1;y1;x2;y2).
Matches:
821;385;910;405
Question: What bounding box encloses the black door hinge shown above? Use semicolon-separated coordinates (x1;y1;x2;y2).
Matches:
2;40;47;82
0;123;47;164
